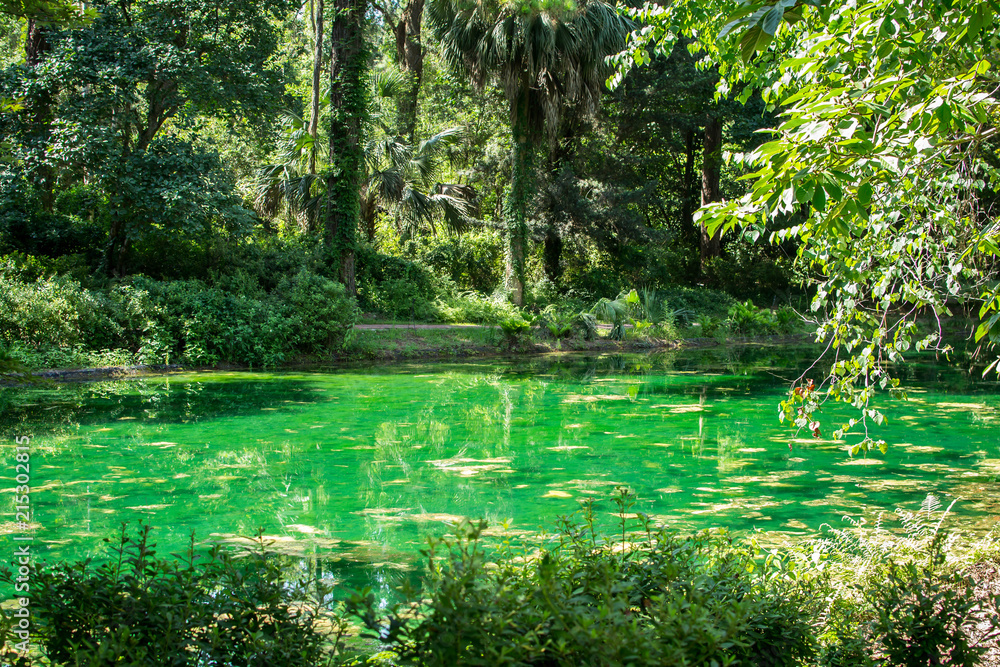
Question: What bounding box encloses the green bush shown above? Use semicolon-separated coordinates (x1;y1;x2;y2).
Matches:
351;491;821;666
415;230;504;293
660;285;736;322
498;314;533;347
810;496;1000;667
436;291;520;324
129;272;358;367
355;247;441;320
0;262;117;351
702;243;795;304
726;300;779;336
0;523;346;666
0;261;359;369
865;546;988;667
275;269;360;354
537;305;579;340
126;277;291;367
724;302;802;337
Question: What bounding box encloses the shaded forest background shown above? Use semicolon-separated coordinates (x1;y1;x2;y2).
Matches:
0;0;801;368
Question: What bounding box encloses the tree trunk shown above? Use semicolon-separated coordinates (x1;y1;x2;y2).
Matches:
25;18;56;212
505;86;533;307
394;0;424;142
681;128;696;232
25;19;50;67
543;227;562;284
308;0;324;174
326;0;368;295
700;114;722;273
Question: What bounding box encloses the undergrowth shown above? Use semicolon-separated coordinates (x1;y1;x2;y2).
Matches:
1;493;996;666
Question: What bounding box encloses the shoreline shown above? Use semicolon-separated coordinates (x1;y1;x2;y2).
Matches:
1;331;814;384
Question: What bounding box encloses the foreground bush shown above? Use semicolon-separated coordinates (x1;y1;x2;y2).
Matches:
1;495;996;666
0;524;347;666
351;492;822;666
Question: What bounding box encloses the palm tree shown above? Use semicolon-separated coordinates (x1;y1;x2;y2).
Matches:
253;111;326;233
427;0;631;305
361;127;478;242
253;101;476;241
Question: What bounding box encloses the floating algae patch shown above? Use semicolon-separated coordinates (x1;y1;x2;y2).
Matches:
427;457;515;476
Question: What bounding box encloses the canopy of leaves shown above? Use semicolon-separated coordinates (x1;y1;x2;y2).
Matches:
620;0;1000;452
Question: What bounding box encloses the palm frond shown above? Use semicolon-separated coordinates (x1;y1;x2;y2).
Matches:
431;183;478;235
416;126;464;157
367;168;406;206
278;109;307;130
408;152;438;186
400;187;438;233
367;137;412;172
428;0;633;142
370;68;406;99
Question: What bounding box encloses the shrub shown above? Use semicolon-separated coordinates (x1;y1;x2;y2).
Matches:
351;491;821;666
0;263;117;351
726;300;779;336
276;269;360;354
0;523;346;666
355;247;441;320
0;258;360;369
415;230;504;293
807;495;1000;666
127;277;290;367
660;286;736;323
127;272;358;367
498;314;533;347
702;243;795;304
437;291;520;324
866;545;988;667
537;305;579;340
774;305;802;334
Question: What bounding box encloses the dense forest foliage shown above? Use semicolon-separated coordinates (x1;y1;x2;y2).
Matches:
0;0;799;369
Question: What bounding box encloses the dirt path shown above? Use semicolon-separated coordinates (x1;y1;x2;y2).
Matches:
355;323;489;330
355;323;617;331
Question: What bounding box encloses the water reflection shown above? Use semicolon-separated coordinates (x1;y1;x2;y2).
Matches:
1;349;999;590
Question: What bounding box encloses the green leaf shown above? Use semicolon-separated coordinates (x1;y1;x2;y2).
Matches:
811;182;826;211
822;181;843;203
739;25;773;63
878;16;897;38
761;4;784;35
857;182;872;206
795;184;814;204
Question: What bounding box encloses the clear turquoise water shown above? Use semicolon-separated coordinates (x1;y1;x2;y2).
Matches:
2;348;999;594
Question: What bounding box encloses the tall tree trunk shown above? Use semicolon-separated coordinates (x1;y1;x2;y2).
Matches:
700;114;722;273
541;127;574;286
25;18;56;212
326;0;368;295
543;227;562;284
681;128;696;233
394;0;424;142
308;0;324;175
25;19;50;66
505;86;533;307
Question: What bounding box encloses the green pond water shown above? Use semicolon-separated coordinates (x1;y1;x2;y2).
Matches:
2;347;1000;594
